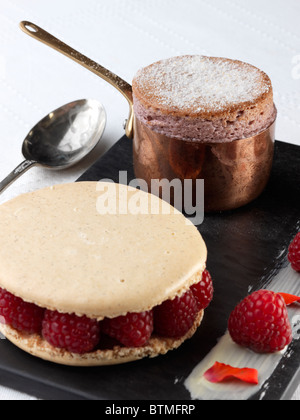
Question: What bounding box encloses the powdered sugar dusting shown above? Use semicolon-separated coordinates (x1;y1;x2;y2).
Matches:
134;56;272;115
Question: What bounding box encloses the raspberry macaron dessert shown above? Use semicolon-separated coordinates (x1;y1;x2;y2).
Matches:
0;182;212;366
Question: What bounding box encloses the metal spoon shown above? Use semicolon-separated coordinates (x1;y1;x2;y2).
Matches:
0;99;106;194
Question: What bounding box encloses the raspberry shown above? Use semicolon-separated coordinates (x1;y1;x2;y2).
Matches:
154;290;198;338
0;288;44;334
228;290;293;354
190;269;214;310
101;311;153;348
288;233;300;272
42;310;100;354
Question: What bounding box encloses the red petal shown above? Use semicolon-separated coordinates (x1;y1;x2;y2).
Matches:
204;362;259;385
279;293;300;306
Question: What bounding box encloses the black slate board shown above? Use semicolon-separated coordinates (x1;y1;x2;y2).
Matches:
0;137;299;401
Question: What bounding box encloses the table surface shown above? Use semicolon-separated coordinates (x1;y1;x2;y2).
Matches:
0;0;299;400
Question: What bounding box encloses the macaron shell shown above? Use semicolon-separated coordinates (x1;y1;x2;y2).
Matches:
0;311;204;366
0;182;207;319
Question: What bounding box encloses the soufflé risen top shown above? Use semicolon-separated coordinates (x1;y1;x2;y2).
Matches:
132;55;277;143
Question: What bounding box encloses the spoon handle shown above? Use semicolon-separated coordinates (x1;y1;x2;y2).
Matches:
0;160;37;194
19;21;134;139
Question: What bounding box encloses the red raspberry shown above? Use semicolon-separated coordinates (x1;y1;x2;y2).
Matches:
42;310;100;354
228;290;293;354
101;311;153;348
154;290;198;338
288;233;300;272
0;288;44;334
190;269;214;310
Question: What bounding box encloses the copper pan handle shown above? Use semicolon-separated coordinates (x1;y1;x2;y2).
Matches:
19;21;134;139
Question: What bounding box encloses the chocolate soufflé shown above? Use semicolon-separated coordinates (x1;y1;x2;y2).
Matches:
132;55;277;212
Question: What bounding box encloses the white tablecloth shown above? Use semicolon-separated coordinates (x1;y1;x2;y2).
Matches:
0;0;299;400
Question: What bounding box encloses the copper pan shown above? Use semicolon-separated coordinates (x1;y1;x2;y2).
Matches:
20;22;276;213
133;118;276;212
